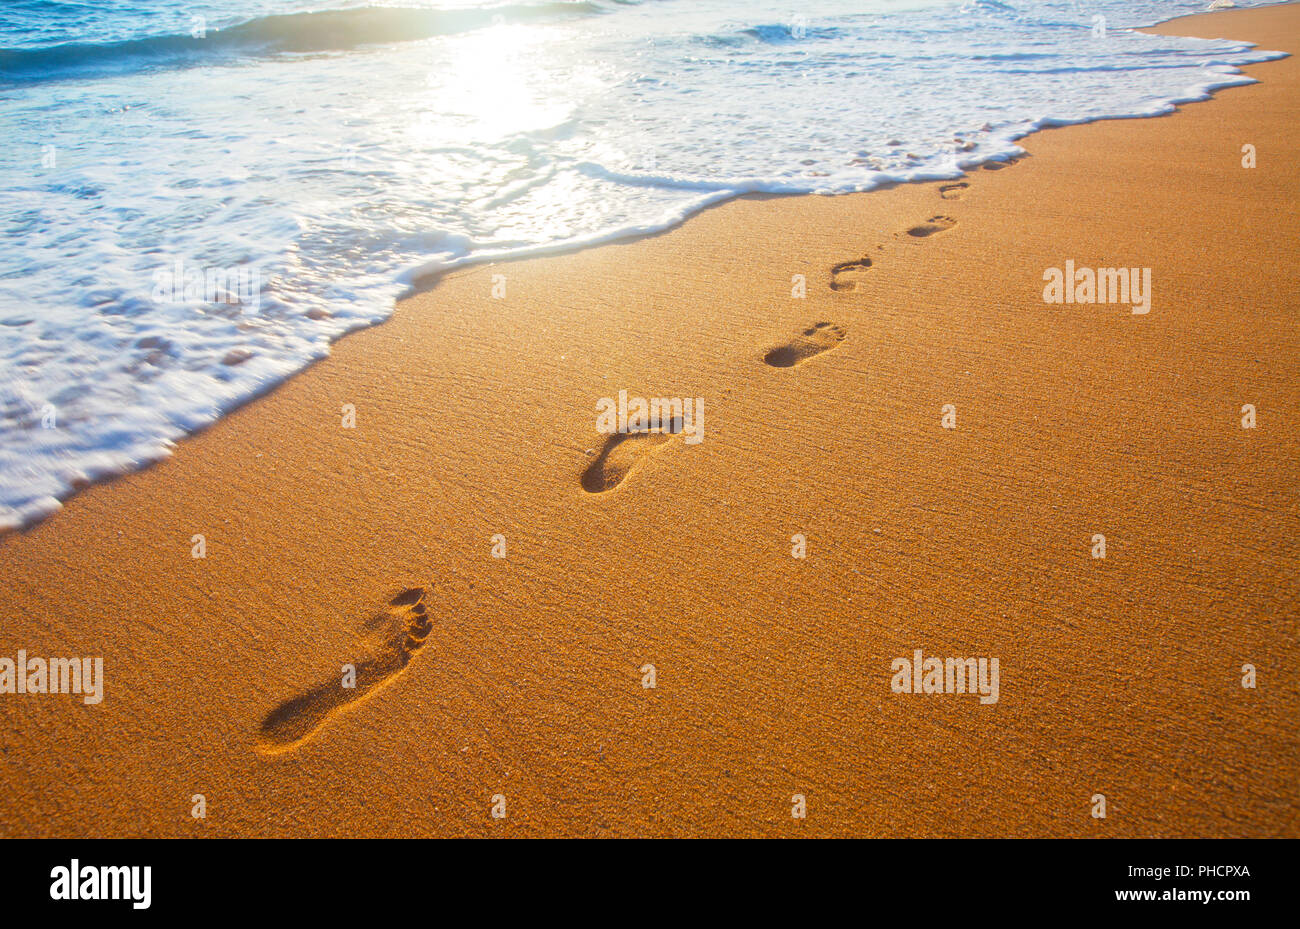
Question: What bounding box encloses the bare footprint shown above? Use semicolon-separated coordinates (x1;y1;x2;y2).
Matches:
982;156;1022;171
257;587;433;754
830;257;873;292
581;417;681;494
903;215;957;238
763;321;846;368
939;182;968;200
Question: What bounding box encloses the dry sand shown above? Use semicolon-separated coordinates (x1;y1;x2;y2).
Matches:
1;4;1297;837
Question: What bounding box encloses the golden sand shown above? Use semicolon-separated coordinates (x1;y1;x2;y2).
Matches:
1;4;1297;837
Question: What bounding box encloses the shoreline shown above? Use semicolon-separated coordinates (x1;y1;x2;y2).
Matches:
2;3;1298;837
0;6;1293;536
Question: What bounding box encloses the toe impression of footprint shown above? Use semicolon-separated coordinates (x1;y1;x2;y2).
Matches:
764;321;846;368
830;257;873;292
257;586;433;754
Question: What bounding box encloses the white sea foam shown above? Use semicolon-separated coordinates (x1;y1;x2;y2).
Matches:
0;0;1288;528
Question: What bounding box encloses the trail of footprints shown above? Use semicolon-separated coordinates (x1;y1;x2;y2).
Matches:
259;177;984;753
582;317;849;494
582;318;847;498
829;174;969;291
587;178;973;492
581;319;849;495
263;319;854;751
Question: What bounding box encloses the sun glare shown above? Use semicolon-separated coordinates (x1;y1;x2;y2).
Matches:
431;24;570;140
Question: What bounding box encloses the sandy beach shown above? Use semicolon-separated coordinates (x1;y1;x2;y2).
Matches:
1;3;1297;837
